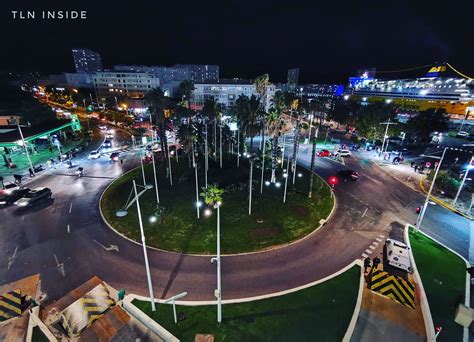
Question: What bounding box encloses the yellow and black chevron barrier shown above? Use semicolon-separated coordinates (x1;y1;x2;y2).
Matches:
60;284;115;337
369;270;415;309
0;289;23;321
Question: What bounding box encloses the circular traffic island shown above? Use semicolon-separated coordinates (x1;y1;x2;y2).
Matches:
100;154;333;254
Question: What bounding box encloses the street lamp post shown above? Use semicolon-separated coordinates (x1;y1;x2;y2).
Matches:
248;155;254;215
283;150;291;203
453;156;473;206
17;124;35;175
140;150;147;187
236;127;240;168
193;143;200;219
132;180;156;312
167;142;173;186
260;126;266;193
210;202;222;323
151;152;160;204
205;123;209;188
415;147;447;232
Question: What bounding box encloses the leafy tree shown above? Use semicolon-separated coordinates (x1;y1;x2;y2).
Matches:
177;80;194;106
267;91;287;183
235;94;262;150
407;108;449;144
354;102;397;140
327;98;359;126
200;185;224;206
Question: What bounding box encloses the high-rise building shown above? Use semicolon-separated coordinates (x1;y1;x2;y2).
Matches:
72;48;103;73
287;68;299;91
114;64;219;83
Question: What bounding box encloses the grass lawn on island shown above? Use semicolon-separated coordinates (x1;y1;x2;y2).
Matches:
409;227;466;341
133;265;360;341
101;153;333;254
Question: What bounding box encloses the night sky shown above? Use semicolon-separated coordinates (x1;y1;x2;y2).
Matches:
1;0;473;83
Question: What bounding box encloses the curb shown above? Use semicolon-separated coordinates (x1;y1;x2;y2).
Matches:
129;259;362;306
408;224;471;342
419;178;473;220
404;224;435;341
342;261;365;342
98;162;337;257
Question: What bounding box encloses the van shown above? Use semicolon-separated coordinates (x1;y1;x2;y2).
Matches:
385;239;412;272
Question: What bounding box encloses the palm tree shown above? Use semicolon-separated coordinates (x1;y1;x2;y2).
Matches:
267;91;287;183
254;74;270;151
145;88;171;164
178;80;194;108
200;184;224;323
235;94;262;151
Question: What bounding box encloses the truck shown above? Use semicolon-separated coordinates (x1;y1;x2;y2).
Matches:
385;239;412;272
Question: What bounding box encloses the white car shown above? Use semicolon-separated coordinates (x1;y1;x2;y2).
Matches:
385;239;412;272
335;149;351;157
14;187;52;207
98;124;107;130
106;132;114;139
88;150;101;159
457;131;469;138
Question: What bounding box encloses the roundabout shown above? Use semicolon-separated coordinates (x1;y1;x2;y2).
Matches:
100;154;334;254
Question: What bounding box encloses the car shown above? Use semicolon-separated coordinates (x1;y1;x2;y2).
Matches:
0;183;20;195
335;149;351;157
88;150;101;159
14;187;52;207
110;152;120;162
103;140;112;148
98;124;107;130
457;131;469;138
337;169;359;181
317;149;331;157
106;132;114;139
385;239;412;272
0;187;31;207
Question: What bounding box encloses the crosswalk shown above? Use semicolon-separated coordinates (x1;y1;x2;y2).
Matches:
361;234;385;259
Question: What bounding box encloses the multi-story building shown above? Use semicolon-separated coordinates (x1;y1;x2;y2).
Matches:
64;73;94;89
287;68;299;92
295;84;345;98
113;64;219;97
191;79;275;111
93;71;160;104
346;65;474;124
72;48;103;73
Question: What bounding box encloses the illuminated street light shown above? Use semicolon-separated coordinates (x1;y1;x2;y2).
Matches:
204;208;212;217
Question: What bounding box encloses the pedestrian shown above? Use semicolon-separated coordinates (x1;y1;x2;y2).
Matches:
414;165;418;173
14;174;22;185
411;161;415;168
364;257;371;273
49;146;53;153
50;158;56;169
0;175;4;189
28;168;35;178
373;256;381;270
420;165;425;174
120;159;123;165
47;160;52;169
58;155;61;162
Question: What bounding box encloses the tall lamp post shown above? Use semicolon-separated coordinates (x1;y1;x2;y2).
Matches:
415;147;447;232
17;124;35;175
453;156;473;206
132;180;156;311
248;154;254;215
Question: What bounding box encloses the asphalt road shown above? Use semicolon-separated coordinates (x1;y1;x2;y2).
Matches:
0;128;470;306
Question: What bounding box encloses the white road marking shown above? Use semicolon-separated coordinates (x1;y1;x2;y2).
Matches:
378;234;385;239
371;241;379;247
362;253;368;258
369;245;376;250
93;240;119;252
67;224;70;234
365;249;373;254
69;202;73;214
361;208;368;218
53;254;65;277
7;245;19;270
376;237;383;242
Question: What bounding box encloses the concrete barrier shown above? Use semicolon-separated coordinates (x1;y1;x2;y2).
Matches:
122;295;179;342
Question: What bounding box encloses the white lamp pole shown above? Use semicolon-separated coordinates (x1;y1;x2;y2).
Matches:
151;152;160;204
167;142;173;186
283;150;290;203
193;143;200;219
453;156;473;206
416;147;447;232
211;202;222;323
260;127;266;193
17;124;35;174
140;150;147;187
205;124;209;188
219;121;223;168
133;180;156;312
249;157;253;215
237;127;240;168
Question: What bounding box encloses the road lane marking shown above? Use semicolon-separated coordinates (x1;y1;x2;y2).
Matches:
93;240;119;252
361;208;368;218
365;249;373;254
69;202;73;214
376;237;383;242
379;234;385;239
53;254;65;277
7;245;19;270
362;253;368;258
67;224;70;234
371;242;379;247
369;245;377;250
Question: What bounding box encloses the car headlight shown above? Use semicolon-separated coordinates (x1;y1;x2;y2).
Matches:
0;201;6;205
17;201;28;207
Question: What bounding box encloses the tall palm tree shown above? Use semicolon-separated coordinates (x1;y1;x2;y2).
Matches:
145;88;171;164
235;94;262;151
267;91;287;183
254;74;270;150
178;80;194;109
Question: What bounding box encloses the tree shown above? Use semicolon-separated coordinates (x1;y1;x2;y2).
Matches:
354;102;397;140
177;80;194;107
235;94;262;151
254;74;270;151
407;108;449;144
267;91;287;183
328;98;359;126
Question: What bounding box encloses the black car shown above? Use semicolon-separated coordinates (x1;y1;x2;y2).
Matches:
337;169;360;181
110;152;120;162
103;140;112;148
14;187;52;207
0;187;31;207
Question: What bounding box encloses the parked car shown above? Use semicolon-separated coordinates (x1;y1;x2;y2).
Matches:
0;187;30;207
317;149;331;157
110;152;120;162
103;140;112;148
88;150;101;159
335;149;351;157
14;187;52;207
337;169;359;181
